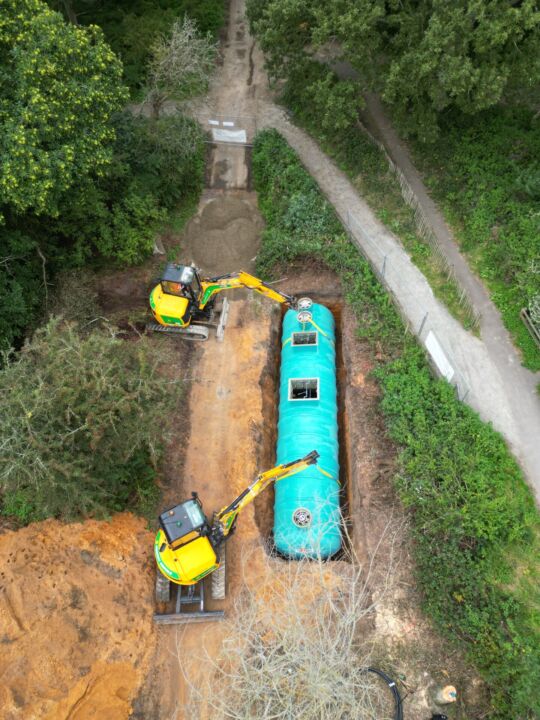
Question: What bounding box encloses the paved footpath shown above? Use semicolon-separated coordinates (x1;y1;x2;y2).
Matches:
258;102;540;498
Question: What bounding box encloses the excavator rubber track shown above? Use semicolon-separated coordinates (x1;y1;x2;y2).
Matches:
211;545;226;601
146;298;229;342
146;322;210;341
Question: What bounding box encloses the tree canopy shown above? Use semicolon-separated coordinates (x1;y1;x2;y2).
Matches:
248;0;540;138
0;0;127;216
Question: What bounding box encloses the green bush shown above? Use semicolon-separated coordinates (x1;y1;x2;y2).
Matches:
253;128;540;719
0;319;177;522
95;189;165;266
113;112;206;210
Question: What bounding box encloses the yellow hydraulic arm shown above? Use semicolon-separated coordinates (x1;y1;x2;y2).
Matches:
213;451;319;538
199;271;297;310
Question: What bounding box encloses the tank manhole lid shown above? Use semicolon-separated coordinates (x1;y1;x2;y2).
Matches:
292;507;312;528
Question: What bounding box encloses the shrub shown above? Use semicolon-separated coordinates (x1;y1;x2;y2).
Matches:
95;189;165;266
0;320;177;522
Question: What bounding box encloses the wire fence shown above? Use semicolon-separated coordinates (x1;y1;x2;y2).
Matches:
344;210;471;402
355;120;481;332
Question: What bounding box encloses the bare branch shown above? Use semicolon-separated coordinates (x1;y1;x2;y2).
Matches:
146;16;217;118
177;515;404;720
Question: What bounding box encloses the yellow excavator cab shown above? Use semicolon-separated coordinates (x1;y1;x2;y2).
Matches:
155;497;219;585
155;530;218;586
150;284;191;327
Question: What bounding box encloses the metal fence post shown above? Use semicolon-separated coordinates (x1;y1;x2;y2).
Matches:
418;311;429;337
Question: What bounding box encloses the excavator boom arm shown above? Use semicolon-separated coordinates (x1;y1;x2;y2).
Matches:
199;271;297;310
215;451;319;536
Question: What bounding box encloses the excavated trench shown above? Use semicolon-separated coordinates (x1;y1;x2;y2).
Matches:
254;296;354;557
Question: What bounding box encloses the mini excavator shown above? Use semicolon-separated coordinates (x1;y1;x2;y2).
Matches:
153;450;319;624
148;262;303;341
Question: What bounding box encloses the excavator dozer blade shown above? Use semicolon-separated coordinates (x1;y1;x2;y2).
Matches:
153;576;224;625
216;297;230;342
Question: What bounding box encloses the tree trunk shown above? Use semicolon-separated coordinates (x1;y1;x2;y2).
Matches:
62;0;78;25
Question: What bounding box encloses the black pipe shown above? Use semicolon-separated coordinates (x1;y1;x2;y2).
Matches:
365;667;403;720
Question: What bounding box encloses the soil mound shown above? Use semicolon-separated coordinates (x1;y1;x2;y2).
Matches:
181;194;263;274
0;513;155;720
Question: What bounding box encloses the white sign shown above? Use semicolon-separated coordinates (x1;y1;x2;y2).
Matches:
212;128;247;144
425;331;455;382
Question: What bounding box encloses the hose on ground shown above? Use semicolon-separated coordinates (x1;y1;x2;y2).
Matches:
365;667;404;720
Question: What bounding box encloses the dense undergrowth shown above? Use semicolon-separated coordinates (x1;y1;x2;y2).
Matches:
48;0;225;96
2;1;209;354
0;319;177;524
411;108;540;370
280;61;478;331
253;129;540;719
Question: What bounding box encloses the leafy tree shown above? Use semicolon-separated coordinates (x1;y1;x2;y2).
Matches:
248;0;540;138
380;0;540;139
0;319;176;522
0;0;127;216
146;15;217;117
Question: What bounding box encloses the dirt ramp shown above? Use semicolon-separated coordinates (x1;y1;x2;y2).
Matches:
0;513;156;720
181;193;263;274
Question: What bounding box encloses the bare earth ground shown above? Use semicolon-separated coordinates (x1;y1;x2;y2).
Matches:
0;514;155;720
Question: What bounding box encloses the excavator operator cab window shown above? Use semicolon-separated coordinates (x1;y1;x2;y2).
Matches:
159;498;209;550
160;264;197;298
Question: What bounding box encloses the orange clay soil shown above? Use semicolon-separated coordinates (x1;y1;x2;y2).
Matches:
0;513;155;720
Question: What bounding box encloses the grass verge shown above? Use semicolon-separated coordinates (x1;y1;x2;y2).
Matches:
253;128;540;719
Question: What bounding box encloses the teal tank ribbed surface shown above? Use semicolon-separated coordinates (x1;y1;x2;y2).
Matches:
273;303;341;559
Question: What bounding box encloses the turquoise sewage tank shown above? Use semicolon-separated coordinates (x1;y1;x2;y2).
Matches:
273;302;341;559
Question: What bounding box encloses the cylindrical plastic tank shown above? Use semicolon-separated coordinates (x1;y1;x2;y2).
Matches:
273;303;341;559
